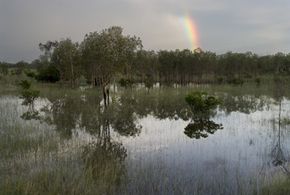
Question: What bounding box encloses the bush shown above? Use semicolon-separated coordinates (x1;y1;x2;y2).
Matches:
227;77;244;86
185;91;220;118
0;64;8;75
19;80;31;90
25;70;37;79
18;80;40;106
144;75;154;89
36;66;60;83
255;77;261;85
216;77;224;84
119;78;133;87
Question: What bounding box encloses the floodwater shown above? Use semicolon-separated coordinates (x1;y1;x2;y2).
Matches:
1;85;290;195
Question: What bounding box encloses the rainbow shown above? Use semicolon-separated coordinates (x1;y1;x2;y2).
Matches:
183;16;200;51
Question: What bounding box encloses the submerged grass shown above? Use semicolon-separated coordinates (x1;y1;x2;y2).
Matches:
0;94;126;195
261;178;290;195
0;82;290;194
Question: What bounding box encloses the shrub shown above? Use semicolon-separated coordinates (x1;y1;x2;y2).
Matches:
185;91;220;118
119;78;133;87
19;80;31;90
144;76;154;90
36;65;60;83
0;64;8;75
255;77;261;85
18;80;40;106
227;77;244;86
25;70;37;79
216;77;224;84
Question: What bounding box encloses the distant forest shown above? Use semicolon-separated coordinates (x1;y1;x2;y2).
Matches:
1;26;290;88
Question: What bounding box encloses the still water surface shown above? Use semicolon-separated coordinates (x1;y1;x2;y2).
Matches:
1;86;290;194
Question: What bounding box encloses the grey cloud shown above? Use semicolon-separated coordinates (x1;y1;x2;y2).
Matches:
1;0;290;62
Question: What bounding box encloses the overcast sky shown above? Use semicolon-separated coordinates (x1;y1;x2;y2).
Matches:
1;0;290;62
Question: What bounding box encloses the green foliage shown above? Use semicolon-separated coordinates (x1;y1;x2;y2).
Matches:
19;80;40;106
119;78;133;87
0;63;8;75
144;75;154;89
20;89;40;106
13;61;29;75
216;77;224;84
25;70;37;78
36;65;60;83
184;91;222;139
5;26;290;86
185;91;220;118
255;77;261;85
80;26;142;86
227;77;244;86
262;178;290;195
19;80;31;90
51;39;81;86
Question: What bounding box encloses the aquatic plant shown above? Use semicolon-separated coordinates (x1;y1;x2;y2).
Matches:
184;91;222;139
185;91;220;118
19;80;40;120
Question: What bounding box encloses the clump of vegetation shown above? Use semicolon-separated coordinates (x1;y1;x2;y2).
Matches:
255;77;261;86
19;80;40;119
19;80;39;105
36;65;60;83
262;178;290;195
119;78;133;87
227;77;244;86
216;76;224;84
184;91;222;139
25;70;37;79
185;91;220;118
0;63;8;75
144;75;154;91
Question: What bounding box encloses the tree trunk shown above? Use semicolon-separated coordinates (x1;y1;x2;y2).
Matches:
103;86;107;107
102;84;110;107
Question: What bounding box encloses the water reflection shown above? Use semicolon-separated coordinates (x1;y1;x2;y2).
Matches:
82;119;127;192
19;89;276;140
184;119;223;139
220;95;269;115
12;86;290;194
271;99;290;176
183;92;223;139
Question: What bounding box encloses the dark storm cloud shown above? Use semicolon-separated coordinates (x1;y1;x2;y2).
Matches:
1;0;290;62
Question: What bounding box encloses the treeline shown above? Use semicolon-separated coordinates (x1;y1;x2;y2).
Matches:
1;26;290;87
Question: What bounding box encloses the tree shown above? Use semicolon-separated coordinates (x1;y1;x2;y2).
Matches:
0;63;8;75
36;65;60;83
13;61;29;75
39;41;58;65
80;26;142;106
51;39;81;87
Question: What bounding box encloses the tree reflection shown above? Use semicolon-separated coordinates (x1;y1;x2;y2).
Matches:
184;92;223;139
271;100;286;167
220;95;267;115
184;119;223;139
20;88;273;141
82;120;127;193
23;91;142;139
270;79;290;176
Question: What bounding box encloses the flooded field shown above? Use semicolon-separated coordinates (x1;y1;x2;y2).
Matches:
1;84;290;195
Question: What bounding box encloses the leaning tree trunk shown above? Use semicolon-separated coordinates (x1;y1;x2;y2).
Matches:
102;84;110;107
